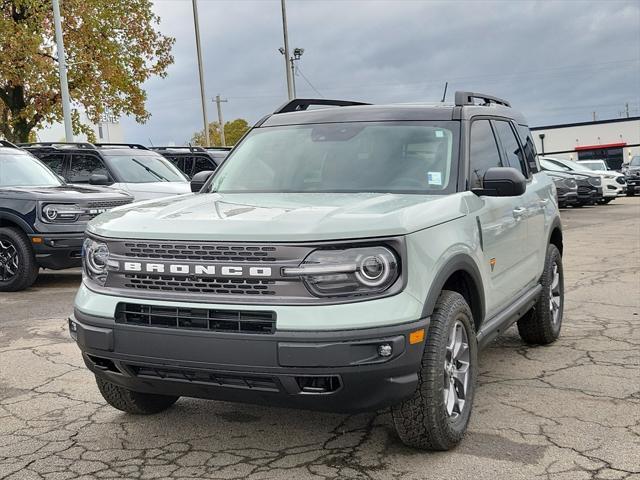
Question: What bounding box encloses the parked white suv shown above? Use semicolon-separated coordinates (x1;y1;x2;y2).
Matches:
545;157;625;203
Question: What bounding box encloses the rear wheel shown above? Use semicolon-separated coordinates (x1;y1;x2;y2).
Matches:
0;227;39;292
392;290;477;450
96;376;179;414
517;244;564;345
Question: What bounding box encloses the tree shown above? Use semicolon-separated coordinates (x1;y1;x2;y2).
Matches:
190;118;250;147
0;0;174;142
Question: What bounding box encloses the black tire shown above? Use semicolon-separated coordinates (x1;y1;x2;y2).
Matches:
601;198;613;204
0;227;39;292
96;376;179;414
392;290;477;451
517;244;564;345
573;202;584;208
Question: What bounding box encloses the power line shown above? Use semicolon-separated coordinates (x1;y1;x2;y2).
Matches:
296;65;324;97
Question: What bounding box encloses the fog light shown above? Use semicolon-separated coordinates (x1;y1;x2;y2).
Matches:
378;343;393;357
68;318;78;340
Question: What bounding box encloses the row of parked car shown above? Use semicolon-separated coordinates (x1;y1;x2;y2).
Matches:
540;156;637;208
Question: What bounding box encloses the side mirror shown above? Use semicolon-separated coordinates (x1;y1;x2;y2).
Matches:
190;170;214;192
473;167;527;197
89;174;111;186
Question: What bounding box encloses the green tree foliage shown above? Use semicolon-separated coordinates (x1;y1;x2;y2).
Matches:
0;0;174;142
191;119;250;147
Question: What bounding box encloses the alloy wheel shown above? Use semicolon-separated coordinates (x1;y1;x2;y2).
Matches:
549;262;562;325
443;320;470;419
0;238;19;282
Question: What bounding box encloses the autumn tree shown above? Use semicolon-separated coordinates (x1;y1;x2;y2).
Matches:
190;119;250;147
0;0;174;142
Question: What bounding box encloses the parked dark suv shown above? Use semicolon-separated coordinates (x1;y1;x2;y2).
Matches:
540;158;602;206
152;146;230;179
624;155;640;195
0;142;132;291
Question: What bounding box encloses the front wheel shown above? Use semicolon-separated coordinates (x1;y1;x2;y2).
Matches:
0;227;39;292
392;290;477;450
96;376;179;414
517;244;564;345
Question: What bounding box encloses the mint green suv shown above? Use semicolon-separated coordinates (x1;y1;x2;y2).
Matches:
70;92;564;451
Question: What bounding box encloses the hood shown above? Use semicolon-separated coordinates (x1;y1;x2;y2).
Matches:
543;171;575;180
121;182;191;201
589;169;623;178
0;184;132;201
88;192;468;242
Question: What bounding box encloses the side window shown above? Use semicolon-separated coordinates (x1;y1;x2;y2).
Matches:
516;124;540;173
469;120;502;189
193;155;216;175
166;156;187;175
40;154;66;176
493;120;527;176
68;154;109;183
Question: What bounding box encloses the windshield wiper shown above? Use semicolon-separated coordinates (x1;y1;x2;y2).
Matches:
131;158;169;182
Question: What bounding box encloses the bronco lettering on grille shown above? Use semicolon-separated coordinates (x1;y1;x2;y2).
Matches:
122;262;273;277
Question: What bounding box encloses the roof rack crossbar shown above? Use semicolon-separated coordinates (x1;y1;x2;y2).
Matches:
0;140;19;148
18;141;96;149
151;146;207;152
454;91;511;108
93;143;148;150
274;98;370;114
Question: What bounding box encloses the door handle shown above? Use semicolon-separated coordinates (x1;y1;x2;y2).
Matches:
512;207;527;218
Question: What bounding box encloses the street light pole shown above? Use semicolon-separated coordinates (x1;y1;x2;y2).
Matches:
280;0;294;100
192;0;210;146
51;0;73;141
215;95;228;147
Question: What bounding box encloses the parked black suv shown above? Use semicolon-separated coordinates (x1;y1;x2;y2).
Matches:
624;155;640;195
0;142;132;291
545;170;578;208
152;146;231;179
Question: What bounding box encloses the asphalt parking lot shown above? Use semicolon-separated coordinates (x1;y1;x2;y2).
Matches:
1;197;639;480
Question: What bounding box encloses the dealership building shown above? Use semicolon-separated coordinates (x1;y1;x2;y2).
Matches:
531;117;640;170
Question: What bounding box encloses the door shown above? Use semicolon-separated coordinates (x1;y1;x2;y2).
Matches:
467;119;529;316
492;120;544;288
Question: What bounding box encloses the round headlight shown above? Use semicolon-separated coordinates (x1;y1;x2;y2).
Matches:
43;205;59;221
83;238;110;278
356;254;391;287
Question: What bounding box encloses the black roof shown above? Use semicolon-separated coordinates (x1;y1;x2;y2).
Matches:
261;92;528;127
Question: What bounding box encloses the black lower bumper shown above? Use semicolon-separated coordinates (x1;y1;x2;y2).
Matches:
558;192;578;207
626;181;640;193
69;310;428;413
30;233;84;269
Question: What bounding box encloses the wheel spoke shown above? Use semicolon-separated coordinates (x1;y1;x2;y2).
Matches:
445;382;456;416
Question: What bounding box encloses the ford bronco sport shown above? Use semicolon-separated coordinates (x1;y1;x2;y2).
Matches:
70;92;564;451
0;141;132;291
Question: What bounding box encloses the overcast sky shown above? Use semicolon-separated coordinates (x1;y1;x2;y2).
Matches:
119;0;640;145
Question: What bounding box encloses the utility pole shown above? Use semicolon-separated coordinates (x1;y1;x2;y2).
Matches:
192;0;210;146
51;0;73;141
592;111;596;122
215;95;228;146
625;103;630;118
280;0;294;100
279;47;304;98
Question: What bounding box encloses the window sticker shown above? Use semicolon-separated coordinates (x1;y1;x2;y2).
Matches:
427;171;442;185
435;130;444;138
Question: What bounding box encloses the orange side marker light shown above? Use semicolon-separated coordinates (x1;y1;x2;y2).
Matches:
409;328;425;345
31;237;43;244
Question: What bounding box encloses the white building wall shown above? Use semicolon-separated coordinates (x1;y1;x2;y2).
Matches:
531;118;640;163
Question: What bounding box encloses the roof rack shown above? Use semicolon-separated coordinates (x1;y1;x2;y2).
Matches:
0;140;19;148
454;91;511;108
19;141;96;149
204;146;232;151
151;146;207;153
274;98;370;114
94;143;148;150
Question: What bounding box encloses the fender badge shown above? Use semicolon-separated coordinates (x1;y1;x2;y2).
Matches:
490;258;496;272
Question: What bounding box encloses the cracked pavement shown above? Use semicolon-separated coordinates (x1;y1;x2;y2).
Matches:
1;197;639;480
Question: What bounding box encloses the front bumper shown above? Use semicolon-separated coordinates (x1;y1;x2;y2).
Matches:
626;178;640;193
558;191;578;207
69;309;428;413
30;232;84;269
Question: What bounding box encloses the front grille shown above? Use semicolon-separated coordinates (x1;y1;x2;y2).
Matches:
88;199;131;209
577;186;591;194
122;242;279;262
123;274;277;295
116;303;276;334
128;365;280;392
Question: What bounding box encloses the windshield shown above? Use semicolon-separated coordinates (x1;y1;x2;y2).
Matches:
559;159;592;172
208;121;459;194
630;156;640;166
579;161;606;171
107;154;188;183
0;152;63;187
540;159;569;172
